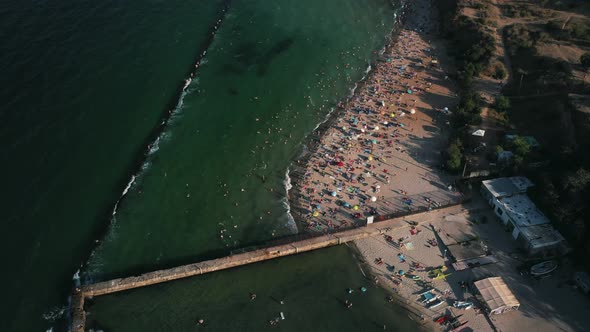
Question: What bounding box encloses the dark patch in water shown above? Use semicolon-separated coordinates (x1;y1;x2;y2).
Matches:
267;37;295;58
227;88;238;95
224;37;295;77
256;37;295;76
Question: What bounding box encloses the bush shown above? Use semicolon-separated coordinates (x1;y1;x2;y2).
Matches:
446;140;463;171
494;96;510;112
493;63;507;79
510;136;531;157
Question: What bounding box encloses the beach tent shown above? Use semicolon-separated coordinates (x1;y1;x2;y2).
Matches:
472;129;486;137
474;277;520;315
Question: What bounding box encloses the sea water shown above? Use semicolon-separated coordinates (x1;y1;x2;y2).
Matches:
0;0;413;330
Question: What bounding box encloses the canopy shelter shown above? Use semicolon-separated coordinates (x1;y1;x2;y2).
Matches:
474;277;520;315
472;129;486;137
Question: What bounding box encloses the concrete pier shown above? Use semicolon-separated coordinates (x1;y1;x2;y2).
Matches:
71;202;465;331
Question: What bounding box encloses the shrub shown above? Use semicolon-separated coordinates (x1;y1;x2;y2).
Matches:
493;63;507;79
494;96;511;112
446;140;463;171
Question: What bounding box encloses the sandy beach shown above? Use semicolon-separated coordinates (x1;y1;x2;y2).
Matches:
290;0;461;234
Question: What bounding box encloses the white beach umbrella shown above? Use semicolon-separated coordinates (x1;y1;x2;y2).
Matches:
371;196;377;202
410;109;416;114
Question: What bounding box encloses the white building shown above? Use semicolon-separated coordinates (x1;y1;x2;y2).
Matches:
481;177;566;255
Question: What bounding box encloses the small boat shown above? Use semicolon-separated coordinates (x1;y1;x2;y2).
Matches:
530;260;558;276
453;301;474;310
417;288;434;296
427;298;445;309
421;292;437;304
434;315;450;324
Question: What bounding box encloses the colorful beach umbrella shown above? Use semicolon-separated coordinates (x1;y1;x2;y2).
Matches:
353;205;359;210
330;191;337;197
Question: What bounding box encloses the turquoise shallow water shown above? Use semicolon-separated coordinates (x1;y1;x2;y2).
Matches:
85;0;398;281
0;0;411;330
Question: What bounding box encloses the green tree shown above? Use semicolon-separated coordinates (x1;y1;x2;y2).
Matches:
564;168;590;193
446;140;463;171
494;96;510;112
511;136;531;157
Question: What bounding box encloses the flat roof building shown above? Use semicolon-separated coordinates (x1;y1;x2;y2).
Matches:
481;177;534;200
481;177;567;256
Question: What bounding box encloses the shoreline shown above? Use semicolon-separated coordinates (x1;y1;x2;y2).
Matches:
289;0;459;233
287;0;411;232
286;0;413;233
288;0;461;327
347;241;436;331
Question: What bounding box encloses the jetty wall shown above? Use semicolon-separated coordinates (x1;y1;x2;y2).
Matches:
71;202;466;331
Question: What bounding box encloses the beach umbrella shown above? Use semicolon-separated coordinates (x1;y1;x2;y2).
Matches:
410;108;416;114
368;156;373;161
374;126;380;131
342;126;347;130
337;161;344;167
315;204;321;210
353;205;359;210
376;185;381;189
361;129;365;133
398;270;405;276
407;89;413;94
390;113;395;118
371;196;377;202
330;191;337;197
343;202;351;208
312;211;319;217
371;140;377;145
383;121;388;125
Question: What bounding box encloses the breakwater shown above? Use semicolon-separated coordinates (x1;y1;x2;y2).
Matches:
71;199;466;331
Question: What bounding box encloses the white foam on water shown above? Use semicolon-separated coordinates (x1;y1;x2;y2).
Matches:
41;306;65;322
312;106;337;132
282;167;298;233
